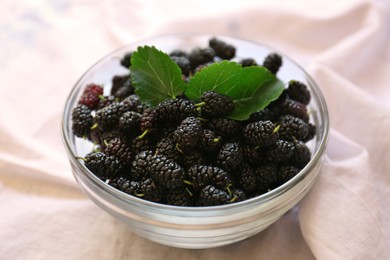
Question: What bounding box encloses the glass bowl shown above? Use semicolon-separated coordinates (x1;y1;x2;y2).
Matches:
61;34;329;249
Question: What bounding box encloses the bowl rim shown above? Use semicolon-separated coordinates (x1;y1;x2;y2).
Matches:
61;33;329;213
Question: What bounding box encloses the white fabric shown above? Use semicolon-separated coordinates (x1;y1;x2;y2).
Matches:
1;0;389;259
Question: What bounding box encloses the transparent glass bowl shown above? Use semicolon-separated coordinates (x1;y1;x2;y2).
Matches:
61;34;329;249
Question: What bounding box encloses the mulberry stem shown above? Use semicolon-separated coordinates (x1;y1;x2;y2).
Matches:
273;124;280;133
137;129;148;139
185;187;193;196
194;101;206;107
213;136;221;143
229;195;238;203
90;123;98;130
226;183;233;197
183;180;193;186
175;143;184;154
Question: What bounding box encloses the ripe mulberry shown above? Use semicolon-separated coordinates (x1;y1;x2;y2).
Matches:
179;150;206;168
281;98;309;122
279;166;300;184
173;117;202;151
243;120;279;147
287;80;311;105
83;152;122;179
72;105;93;138
241;145;265;165
166;189;193;206
113;78;134;100
122;94;145;114
170;56;191;76
108;177;142;195
148;154;185;189
267;140;295;164
236;164;257;194
188;47;215;69
262;53;282;74
111;74;130;96
186;165;231;189
208;118;241;137
278;115;309;141
120;52;133;69
104;138;133;167
200;91;234;117
155;98;197;125
241;58;257;67
98;95;117;109
155;137;180;161
131;150;154;180
291;141;311;168
94;101;130;131
216;142;243;170
209;37;236;60
199;129;222;153
119;111;141;136
199;185;231;206
255;164;280;194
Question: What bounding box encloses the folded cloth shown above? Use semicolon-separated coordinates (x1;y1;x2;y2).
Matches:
0;0;389;259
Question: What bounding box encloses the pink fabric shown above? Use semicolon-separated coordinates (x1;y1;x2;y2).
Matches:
1;0;389;259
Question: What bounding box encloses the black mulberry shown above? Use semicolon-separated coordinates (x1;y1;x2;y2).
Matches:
188;47;215;69
255;164;280;194
199;185;231;206
94;101;130;131
120;52;132;69
241;58;257;67
122;94;145;114
278;115;309;141
199;129;222;153
155;98;197;125
131;150;154;180
200;91;234;117
216;142;243;170
236;164;257;194
148;154;185;189
118;111;141;136
262;53;282;74
104;138;133;168
108;177;142;195
166;189;193;206
243;120;279;147
186;165;231;189
72;105;93;138
209;37;236;60
155;137;180;161
173;117;202;151
291;141;311;168
287;80;311;105
179;150;206;168
279;166;300;184
208;118;241;138
281;98;309;122
267;140;295;164
170;56;191;76
83;152;122;179
111;74;130;97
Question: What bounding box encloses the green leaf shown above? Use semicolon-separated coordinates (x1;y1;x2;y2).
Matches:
130;46;186;107
186;61;285;120
229;66;285;120
184;61;242;101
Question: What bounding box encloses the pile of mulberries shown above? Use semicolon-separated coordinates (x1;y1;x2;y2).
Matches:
72;37;316;207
